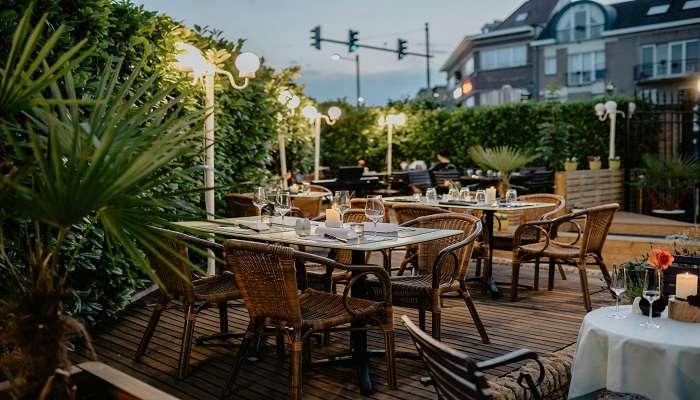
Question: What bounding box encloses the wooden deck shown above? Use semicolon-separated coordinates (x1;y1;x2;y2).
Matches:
76;255;614;400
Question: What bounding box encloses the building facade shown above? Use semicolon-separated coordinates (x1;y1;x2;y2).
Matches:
442;0;700;106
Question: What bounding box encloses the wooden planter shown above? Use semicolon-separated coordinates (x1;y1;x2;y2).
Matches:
0;362;177;400
554;169;624;210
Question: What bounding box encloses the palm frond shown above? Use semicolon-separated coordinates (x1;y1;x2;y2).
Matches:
468;145;538;175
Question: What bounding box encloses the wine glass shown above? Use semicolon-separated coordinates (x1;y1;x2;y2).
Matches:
475;189;486;204
333;190;351;224
447;188;459;201
276;191;292;223
608;265;627;319
506;189;518;205
641;268;661;329
459;187;471;201
252;187;268;224
364;195;384;230
425;187;437;203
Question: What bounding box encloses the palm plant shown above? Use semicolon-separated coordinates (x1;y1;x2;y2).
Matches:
468;145;538;196
639;154;700;211
0;9;204;398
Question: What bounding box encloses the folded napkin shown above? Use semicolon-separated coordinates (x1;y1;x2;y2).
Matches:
236;220;271;231
315;226;358;240
362;222;399;234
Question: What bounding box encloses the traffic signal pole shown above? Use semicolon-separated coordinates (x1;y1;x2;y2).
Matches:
355;53;361;105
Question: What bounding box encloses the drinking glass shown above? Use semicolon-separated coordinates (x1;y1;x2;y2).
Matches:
333;190;351;223
302;182;311;194
608;266;627;319
448;188;459;201
364;195;385;229
276;191;292;222
475;189;486;204
506;189;518;205
252;187;268;224
425;187;438;203
459;187;471;201
641;268;661;329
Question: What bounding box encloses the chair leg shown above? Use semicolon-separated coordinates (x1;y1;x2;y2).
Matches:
511;258;521;302
302;336;312;366
178;304;196;380
533;258;540;290
431;310;441;340
135;295;168;360
218;302;228;334
578;263;593;312
277;332;285;360
418;309;426;331
558;263;568;280
222;320;259;398
383;325;397;389
597;258;612;286
475;258;482;277
459;287;489;344
548;258;556;291
289;330;304;400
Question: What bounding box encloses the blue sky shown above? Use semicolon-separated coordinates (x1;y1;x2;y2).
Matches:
133;0;618;105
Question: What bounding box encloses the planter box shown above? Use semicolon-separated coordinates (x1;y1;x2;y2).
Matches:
554;169;624;210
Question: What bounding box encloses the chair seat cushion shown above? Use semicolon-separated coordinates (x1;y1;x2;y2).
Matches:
518;241;580;259
364;275;458;308
488;344;576;400
193;272;241;304
299;289;386;331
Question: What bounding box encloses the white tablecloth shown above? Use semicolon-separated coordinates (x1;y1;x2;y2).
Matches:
569;305;700;400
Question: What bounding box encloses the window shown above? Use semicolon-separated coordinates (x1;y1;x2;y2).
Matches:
465;96;475;107
515;12;528;22
479;45;527;70
545;56;557;75
556;4;605;42
464;57;474;76
567;51;605;86
647;4;670;15
478;88;523;106
639;40;700;78
683;0;700;9
480;90;500;106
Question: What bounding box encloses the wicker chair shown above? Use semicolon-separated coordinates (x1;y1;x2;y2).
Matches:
222;240;396;400
492;194;566;289
392;203;450;276
224;193;259;217
291;196;323;219
134;229;242;379
349;197;392;222
308;183;333;198
401;315;576;400
511;203;619;311
366;213;489;343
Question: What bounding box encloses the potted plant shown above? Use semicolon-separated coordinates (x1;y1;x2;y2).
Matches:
588;155;602;170
638;154;700;214
564;157;578;172
0;10;203;398
468;145;537;197
609;156;621;170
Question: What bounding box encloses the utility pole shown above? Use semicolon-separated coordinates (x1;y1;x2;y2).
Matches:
355;54;361;105
425;22;431;90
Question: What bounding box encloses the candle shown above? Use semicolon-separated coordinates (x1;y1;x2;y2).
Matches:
676;272;698;300
485;186;497;205
325;208;342;228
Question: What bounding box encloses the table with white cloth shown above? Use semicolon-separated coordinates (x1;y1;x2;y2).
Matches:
568;305;700;400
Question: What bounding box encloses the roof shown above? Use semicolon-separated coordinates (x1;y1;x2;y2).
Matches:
439;36;474;72
610;0;700;30
495;0;563;30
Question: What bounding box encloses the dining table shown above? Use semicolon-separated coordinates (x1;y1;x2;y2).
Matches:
383;196;554;298
175;216;462;395
568;305;700;400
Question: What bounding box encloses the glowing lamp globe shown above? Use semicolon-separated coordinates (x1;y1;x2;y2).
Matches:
328;106;342;120
174;42;215;82
605;100;618;114
287;95;301;110
394;113;407;126
594;103;606;117
235;52;260;78
302;105;318;119
277;90;292;104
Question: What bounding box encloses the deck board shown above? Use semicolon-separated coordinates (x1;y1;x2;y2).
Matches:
79;254;613;399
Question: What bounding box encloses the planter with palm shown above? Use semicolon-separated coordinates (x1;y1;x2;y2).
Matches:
637;154;700;213
468;145;538;196
0;9;204;398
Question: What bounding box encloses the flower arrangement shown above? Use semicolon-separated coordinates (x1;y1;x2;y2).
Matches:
648;248;674;270
566;156;578;162
587;155;602;170
587;155;601;162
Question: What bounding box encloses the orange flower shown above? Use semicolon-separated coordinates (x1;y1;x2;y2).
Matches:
648;248;674;270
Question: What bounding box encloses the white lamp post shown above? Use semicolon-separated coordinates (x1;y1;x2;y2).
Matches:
595;100;626;161
175;42;259;275
378;113;407;176
277;90;301;189
303;105;341;181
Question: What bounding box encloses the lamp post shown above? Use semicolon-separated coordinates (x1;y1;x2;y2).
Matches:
594;100;632;161
331;53;361;106
378;113;407;176
276;90;301;189
175;42;260;275
303;105;341;181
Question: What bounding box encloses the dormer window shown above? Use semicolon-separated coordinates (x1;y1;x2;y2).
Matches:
556;3;605;43
515;12;528;22
647;4;670;15
683;0;700;9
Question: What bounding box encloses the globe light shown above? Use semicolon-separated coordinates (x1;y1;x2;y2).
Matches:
628;101;636;116
594;102;606;117
235;52;260;78
395;112;407;126
377;115;386;126
331;53;341;61
302;105;318;119
605;100;618;114
277;90;292;104
287;95;301;110
327;106;342;120
174;42;215;82
357;96;365;104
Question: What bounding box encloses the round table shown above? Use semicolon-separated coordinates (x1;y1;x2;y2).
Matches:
568;305;700;400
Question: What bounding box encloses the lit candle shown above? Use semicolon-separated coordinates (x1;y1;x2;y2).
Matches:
485;186;497;205
325;208;342;228
676;272;698;300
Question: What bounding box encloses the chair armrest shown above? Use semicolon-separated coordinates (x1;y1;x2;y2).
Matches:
431;221;482;287
513;221;552;250
476;349;545;389
341;265;392;316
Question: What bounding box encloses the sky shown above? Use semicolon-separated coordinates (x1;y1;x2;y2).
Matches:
133;0;619;105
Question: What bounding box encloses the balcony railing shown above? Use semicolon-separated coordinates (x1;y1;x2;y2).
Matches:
566;69;606;87
634;58;700;81
556;24;604;43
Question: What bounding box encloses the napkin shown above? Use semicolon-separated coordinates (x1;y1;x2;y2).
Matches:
362;222;399;234
315;226;358;240
236;220;270;231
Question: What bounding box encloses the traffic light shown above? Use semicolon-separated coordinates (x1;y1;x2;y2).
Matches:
348;30;359;53
397;38;407;60
310;25;321;50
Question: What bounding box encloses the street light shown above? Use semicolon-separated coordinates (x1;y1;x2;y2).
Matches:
378;112;407;176
174;42;259;275
594;100;634;162
303;105;341;180
277;90;301;189
331;53;362;106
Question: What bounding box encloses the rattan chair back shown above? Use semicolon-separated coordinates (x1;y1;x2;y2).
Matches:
224;193;259;218
518;193;565;224
393;203;449;224
225;240;303;326
350;198;391;222
291;196;322;218
402;315;489;400
579;203;619;257
332;209;370;264
308;184;333;197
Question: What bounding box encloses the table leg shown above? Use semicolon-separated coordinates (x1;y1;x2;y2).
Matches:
483;211;501;298
350;249;373;395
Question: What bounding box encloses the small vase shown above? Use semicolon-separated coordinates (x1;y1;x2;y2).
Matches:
564;162;578;172
588;160;602;170
609;159;621;170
